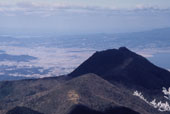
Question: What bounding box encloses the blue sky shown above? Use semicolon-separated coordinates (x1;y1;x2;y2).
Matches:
0;0;170;35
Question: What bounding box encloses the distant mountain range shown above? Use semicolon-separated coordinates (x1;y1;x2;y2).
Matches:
1;27;170;49
0;47;170;114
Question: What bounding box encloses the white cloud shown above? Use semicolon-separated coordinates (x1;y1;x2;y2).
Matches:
134;47;170;58
0;2;103;15
0;1;170;16
135;4;158;10
0;45;94;77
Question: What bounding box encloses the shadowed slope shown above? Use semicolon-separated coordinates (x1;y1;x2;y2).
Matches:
6;106;43;114
69;105;140;114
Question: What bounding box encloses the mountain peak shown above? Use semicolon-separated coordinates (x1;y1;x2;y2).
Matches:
70;47;170;91
118;47;129;51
